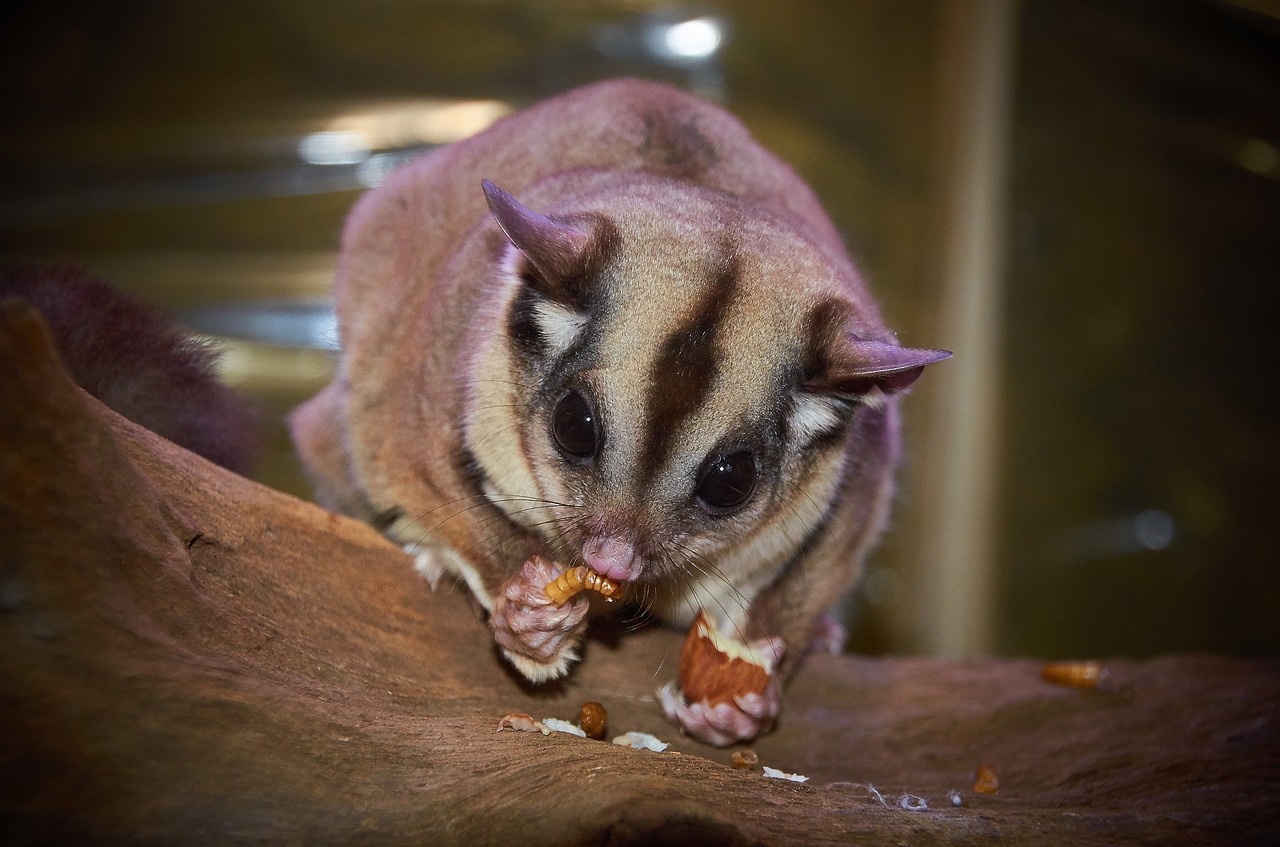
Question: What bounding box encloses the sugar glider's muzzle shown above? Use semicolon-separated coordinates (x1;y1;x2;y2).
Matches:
582;536;641;582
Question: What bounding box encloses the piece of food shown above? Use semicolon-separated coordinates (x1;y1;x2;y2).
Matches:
1040;660;1107;688
611;731;669;752
542;717;586;737
543;563;623;605
762;766;808;783
730;749;759;770
579;701;607;740
496;713;547;734
973;764;1000;795
679;610;775;706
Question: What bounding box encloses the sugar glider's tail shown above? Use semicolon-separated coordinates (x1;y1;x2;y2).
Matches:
1;263;259;475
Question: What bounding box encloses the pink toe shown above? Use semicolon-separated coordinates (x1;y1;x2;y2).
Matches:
659;682;776;746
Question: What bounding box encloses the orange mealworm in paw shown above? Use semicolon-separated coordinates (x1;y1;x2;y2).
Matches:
1041;660;1107;688
543;565;622;605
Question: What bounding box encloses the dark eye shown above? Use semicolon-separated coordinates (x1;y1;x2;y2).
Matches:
552;390;598;461
695;451;757;513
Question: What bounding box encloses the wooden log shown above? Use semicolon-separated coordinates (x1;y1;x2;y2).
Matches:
2;299;1277;846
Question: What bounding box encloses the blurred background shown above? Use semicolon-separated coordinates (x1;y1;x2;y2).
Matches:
2;0;1276;660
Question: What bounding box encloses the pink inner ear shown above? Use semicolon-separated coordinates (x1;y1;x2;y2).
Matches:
481;179;592;281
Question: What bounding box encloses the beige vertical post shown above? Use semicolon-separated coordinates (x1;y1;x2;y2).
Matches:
914;0;1018;656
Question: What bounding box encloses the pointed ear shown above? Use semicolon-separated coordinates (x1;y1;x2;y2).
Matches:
482;180;598;284
813;336;951;396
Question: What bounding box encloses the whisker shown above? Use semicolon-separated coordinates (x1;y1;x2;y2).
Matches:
664;540;753;647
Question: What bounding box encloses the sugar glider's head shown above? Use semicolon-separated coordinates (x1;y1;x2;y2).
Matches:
465;178;948;610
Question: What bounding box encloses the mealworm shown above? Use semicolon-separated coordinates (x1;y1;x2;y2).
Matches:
543;565;622;604
1040;660;1107;688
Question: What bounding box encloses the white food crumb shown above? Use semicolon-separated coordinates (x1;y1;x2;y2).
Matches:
898;794;928;811
611;731;669;752
541;717;586;737
949;789;963;807
762;766;809;783
861;783;927;810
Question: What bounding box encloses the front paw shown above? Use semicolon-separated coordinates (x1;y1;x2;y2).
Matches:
658;678;781;747
490;556;589;683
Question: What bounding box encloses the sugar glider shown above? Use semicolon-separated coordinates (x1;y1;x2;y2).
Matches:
290;79;948;746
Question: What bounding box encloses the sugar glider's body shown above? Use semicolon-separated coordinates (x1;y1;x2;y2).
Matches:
291;79;947;746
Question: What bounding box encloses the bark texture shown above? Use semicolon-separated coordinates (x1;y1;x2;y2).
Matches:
2;301;1277;846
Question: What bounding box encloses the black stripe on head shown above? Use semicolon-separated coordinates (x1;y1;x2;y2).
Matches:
638;253;740;485
801;297;850;384
506;282;550;358
457;446;488;495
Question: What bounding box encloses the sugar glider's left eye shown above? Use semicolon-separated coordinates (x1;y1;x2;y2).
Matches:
552;390;598;461
695;451;757;513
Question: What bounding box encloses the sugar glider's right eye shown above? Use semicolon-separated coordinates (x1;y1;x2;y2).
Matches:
695;451;757;514
552;390;598;461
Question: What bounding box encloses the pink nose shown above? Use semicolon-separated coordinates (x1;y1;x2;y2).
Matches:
582;537;639;582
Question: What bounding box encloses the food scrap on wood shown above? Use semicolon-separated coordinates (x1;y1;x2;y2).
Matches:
1041;660;1108;688
973;764;1000;795
612;731;669;752
762;766;809;783
542;717;587;737
497;713;548;735
579;701;607;740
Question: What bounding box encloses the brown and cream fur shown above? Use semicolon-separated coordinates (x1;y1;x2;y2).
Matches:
2;263;259;475
290;79;946;740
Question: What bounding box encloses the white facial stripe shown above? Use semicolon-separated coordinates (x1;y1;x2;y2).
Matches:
789;393;844;443
499;243;588;358
532;298;588;357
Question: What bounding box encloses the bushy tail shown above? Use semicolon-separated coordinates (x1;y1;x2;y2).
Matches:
1;263;259;475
